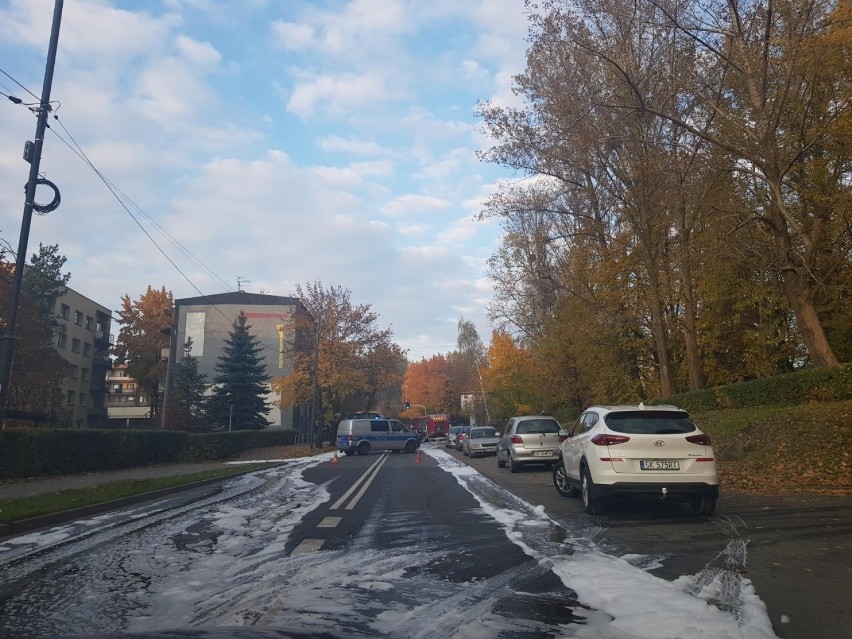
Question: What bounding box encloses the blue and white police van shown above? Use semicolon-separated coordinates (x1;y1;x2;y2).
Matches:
336;417;420;455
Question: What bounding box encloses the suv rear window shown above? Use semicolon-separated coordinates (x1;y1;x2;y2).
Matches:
471;427;498;438
603;411;696;434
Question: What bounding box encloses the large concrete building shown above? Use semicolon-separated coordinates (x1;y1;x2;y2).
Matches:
53;287;113;428
169;291;313;431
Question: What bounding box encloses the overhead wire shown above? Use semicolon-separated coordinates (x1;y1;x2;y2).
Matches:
2;68;286;354
51;116;233;293
46;120;259;328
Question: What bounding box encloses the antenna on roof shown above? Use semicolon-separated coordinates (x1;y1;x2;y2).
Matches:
237;276;252;292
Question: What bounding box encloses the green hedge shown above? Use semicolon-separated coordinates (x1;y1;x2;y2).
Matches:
0;428;299;480
653;363;852;413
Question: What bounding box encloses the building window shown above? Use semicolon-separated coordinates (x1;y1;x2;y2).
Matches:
74;310;83;325
75;419;83;428
66;390;75;405
83;342;91;357
71;338;81;353
60;303;70;319
79;393;86;407
85;316;93;330
69;365;78;378
81;367;89;381
58;333;67;348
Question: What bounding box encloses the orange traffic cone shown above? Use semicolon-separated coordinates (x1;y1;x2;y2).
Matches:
415;448;422;463
332;450;340;464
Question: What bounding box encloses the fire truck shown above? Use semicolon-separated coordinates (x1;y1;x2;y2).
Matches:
410;414;451;440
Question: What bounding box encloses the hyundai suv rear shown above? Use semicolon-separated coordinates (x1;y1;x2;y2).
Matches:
553;404;718;515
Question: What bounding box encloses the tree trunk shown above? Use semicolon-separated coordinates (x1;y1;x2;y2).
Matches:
680;255;705;391
781;269;839;368
645;273;675;397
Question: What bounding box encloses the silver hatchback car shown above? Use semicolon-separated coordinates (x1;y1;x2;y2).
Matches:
462;426;500;457
497;416;563;472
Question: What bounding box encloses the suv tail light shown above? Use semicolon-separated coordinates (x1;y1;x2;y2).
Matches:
559;433;568;442
590;434;630;446
510;435;523;444
686;434;712;445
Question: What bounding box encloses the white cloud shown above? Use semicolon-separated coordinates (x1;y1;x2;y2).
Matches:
316;135;388;156
287;72;396;118
175;35;221;65
271;21;316;50
381;194;451;218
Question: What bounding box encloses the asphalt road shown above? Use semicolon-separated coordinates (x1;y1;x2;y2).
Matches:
1;445;849;638
441;442;852;639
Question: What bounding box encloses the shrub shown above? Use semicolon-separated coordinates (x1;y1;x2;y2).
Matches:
653;364;852;412
0;427;301;479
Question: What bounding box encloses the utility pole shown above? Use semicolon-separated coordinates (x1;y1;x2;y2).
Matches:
0;0;64;422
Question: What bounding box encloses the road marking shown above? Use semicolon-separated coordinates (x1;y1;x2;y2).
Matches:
318;517;341;528
291;538;324;556
330;453;388;510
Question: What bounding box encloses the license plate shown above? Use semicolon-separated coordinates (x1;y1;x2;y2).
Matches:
533;450;552;457
640;460;680;470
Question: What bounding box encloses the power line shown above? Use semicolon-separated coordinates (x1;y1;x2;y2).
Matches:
2;67;286;356
0;66;40;102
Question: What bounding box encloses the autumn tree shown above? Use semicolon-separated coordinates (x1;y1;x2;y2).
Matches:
485;331;541;421
165;338;209;432
403;354;454;415
113;286;174;424
457;317;491;425
206;313;270;430
272;282;405;436
634;0;850;367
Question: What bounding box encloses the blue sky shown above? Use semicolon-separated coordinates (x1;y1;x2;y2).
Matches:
0;0;529;360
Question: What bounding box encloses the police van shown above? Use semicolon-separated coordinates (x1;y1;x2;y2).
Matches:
336;417;420;455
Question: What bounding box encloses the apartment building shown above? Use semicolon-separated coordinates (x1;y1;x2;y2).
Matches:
168;291;313;431
104;362;151;427
54;287;113;428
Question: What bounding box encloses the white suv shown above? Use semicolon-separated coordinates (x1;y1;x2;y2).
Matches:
552;404;718;515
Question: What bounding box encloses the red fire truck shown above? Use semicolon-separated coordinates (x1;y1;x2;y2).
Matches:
410;414;451;440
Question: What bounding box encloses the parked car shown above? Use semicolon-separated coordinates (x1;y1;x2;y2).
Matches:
552;404;719;515
446;425;463;448
454;426;472;451
462;426;500;457
497;416;563;472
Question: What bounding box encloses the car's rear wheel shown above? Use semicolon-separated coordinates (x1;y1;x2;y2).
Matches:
357;441;370;455
343;450;354;456
581;467;603;514
509;454;521;473
405;440;417;453
690;495;717;516
497;453;505;468
553;461;579;498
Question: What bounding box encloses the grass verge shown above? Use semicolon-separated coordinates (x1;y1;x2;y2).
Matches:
696;399;852;495
0;464;270;525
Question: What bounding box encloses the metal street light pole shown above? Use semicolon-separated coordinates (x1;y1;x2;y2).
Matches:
0;0;64;421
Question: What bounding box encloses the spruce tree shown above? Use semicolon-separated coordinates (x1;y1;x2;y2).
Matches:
167;338;209;432
207;313;271;430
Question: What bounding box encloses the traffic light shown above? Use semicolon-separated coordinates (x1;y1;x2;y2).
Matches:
404;401;411;410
